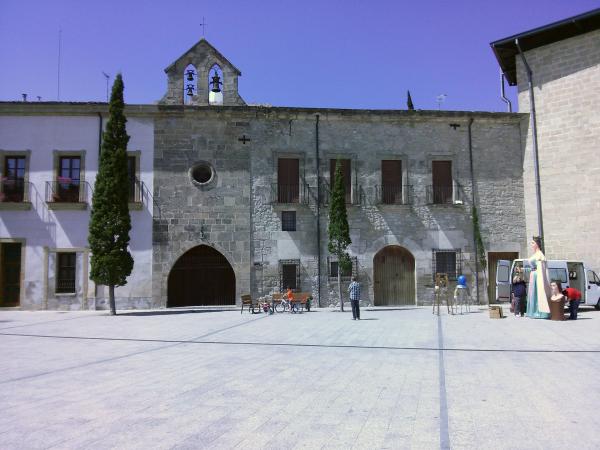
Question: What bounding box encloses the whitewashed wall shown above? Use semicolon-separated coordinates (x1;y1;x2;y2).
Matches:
0;113;154;310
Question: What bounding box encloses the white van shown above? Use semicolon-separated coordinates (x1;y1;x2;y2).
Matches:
496;259;600;309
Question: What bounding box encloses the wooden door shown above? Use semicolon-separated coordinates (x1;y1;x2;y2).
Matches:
381;160;402;204
373;246;415;306
277;159;299;203
488;252;519;303
0;243;22;307
432;161;452;204
330;159;351;203
168;245;235;307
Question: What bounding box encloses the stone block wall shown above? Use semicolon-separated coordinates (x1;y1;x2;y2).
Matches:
516;29;600;271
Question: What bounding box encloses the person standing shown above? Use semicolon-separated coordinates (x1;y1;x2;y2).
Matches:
348;277;361;320
562;286;582;320
511;273;527;317
526;236;551;319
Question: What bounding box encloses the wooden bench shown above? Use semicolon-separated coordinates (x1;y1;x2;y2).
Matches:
241;294;257;314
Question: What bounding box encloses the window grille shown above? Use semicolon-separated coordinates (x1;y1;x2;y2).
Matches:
327;256;358;281
56;252;76;293
281;211;296;231
432;249;462;281
279;259;300;291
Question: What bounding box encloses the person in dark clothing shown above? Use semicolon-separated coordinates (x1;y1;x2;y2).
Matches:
348;277;361;320
562;287;582;320
512;274;527;317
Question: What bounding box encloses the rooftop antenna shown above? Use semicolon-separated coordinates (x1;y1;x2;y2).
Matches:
200;16;208;36
57;27;62;101
436;94;447;110
102;72;110;102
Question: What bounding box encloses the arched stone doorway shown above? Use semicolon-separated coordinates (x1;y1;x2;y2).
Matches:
167;245;235;307
373;246;416;306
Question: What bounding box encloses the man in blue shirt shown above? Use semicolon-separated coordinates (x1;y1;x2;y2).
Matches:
348;277;361;320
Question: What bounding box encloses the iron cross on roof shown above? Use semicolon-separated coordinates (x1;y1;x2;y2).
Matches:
200;17;207;36
238;135;251;144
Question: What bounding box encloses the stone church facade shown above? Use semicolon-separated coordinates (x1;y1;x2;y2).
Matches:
151;39;526;308
1;38;532;310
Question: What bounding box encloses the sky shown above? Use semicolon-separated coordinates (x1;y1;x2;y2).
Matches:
1;0;598;111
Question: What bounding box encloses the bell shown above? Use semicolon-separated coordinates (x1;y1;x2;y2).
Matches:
186;70;195;81
210;71;222;93
186;84;194;96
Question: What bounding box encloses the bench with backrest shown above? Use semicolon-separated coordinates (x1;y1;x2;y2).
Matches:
240;294;258;314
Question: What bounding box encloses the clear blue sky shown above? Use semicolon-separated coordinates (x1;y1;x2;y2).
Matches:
1;0;598;111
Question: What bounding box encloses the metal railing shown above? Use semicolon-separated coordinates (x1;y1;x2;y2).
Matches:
426;184;462;205
0;178;29;202
319;179;361;205
46;180;90;203
129;177;144;204
376;184;413;205
271;180;309;204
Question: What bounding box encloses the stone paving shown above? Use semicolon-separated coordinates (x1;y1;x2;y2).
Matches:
0;306;599;449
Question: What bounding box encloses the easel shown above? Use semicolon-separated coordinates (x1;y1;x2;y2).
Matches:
433;273;453;315
454;284;472;314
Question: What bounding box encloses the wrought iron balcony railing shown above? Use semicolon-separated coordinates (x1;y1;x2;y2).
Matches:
426;184;463;205
319;179;361;206
376;184;413;205
45;180;90;204
0;178;29;203
271;180;309;204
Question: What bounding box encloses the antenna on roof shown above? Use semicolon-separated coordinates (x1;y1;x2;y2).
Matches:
436;94;447;110
57;27;62;101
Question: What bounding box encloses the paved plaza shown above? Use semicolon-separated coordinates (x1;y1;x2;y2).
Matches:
1;305;599;449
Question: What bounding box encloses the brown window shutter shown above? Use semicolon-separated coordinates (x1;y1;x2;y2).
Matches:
278;158;299;203
381;160;402;204
432;161;452;204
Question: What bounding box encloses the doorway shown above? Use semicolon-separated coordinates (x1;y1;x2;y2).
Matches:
373;246;415;306
167;245;235;307
0;242;22;307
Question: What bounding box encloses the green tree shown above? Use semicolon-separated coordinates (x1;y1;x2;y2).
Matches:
89;73;134;315
328;159;352;312
407;90;415;110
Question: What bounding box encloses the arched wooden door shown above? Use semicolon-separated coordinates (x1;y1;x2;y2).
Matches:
168;245;235;307
373;246;415;306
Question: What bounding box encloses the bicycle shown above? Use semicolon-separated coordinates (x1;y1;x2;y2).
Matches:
275;296;299;313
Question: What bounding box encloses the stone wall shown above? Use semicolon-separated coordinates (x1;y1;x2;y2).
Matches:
152;106;525;307
516;29;600;271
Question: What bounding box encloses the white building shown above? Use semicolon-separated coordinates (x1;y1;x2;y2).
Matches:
0;104;154;309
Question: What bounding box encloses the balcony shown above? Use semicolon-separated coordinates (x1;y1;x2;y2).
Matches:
0;178;32;210
319;179;361;206
426;184;463;205
271;180;309;205
129;177;145;210
376;185;413;205
46;180;90;210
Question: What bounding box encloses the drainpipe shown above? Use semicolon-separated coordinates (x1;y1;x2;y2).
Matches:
97;112;103;157
468;117;480;305
315;114;322;307
500;73;512;113
516;39;545;251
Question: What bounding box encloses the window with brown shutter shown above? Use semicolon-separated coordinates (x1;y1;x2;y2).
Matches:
330;159;351;204
432;161;452;204
277;159;300;203
381;160;402;204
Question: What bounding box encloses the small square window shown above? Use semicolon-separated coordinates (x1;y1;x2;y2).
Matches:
281;211;296;231
432;249;461;281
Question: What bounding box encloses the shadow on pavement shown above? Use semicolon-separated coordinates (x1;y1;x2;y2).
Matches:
119;308;236;316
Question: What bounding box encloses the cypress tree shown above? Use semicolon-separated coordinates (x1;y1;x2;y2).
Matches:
89;73;134;315
407;90;415;110
328;159;352;312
